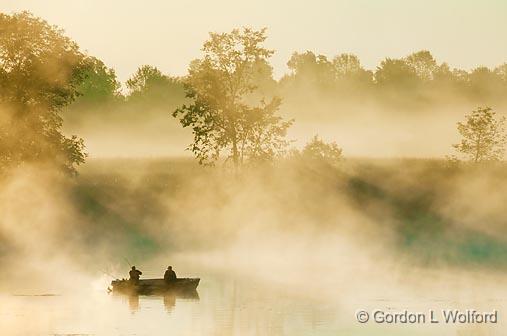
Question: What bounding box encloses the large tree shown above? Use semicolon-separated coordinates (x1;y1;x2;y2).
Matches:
451;107;506;163
301;135;342;165
76;56;121;104
126;65;185;107
468;66;506;100
375;58;419;88
331;53;373;90
173;28;293;167
286;51;334;88
0;11;88;174
404;50;437;81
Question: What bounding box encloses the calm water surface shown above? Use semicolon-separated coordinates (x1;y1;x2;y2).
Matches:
0;270;504;336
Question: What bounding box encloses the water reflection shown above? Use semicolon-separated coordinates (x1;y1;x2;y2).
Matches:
163;294;175;313
115;289;200;314
1;274;505;336
127;294;139;313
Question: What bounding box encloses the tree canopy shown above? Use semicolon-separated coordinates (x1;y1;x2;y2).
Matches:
76;57;121;104
451;107;506;163
4;11;506;167
0;11;88;174
173;28;293;168
126;65;185;107
301;135;343;165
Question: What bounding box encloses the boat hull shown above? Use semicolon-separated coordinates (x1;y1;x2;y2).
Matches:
111;278;200;295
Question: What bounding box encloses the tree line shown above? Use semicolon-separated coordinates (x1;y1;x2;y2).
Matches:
1;12;506;174
71;42;507;120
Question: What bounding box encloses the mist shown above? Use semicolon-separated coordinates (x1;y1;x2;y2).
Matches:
3;158;507;296
1;9;507;336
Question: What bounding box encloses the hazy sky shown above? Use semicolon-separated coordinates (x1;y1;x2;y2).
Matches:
2;0;506;82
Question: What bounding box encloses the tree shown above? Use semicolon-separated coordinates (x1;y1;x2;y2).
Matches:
248;58;278;97
468;66;505;100
332;53;372;82
451;107;506;163
331;53;373;90
433;62;455;83
375;58;419;88
287;51;334;87
76;57;121;104
404;50;437;81
126;65;185;108
301;135;342;165
495;63;507;83
63;57;123;129
173;28;293;168
128;65;166;96
0;11;87;174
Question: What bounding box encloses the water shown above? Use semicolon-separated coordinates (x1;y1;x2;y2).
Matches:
0;271;505;335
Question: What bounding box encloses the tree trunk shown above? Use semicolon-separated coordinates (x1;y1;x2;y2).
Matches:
232;133;239;171
474;133;482;163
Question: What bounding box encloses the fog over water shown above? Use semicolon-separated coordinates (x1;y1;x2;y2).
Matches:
1;158;507;335
1;5;507;336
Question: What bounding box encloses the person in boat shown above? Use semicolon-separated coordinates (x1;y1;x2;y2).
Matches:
164;266;177;283
129;266;142;284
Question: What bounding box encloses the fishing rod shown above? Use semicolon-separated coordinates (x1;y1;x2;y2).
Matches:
99;269;117;279
124;257;133;267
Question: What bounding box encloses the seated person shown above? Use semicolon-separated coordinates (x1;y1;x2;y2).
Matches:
164;266;177;282
129;266;142;284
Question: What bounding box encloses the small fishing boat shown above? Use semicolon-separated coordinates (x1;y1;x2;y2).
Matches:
110;278;200;295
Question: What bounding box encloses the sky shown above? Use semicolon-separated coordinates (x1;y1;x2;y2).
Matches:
1;0;506;82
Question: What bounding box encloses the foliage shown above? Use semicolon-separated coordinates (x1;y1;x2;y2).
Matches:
301;135;343;165
126;65;185;108
286;51;373;90
404;50;437;81
0;11;87;174
495;63;507;82
451;107;506;163
77;57;121;104
467;67;506;99
375;58;419;88
287;51;335;87
332;53;373;83
173;28;293;167
280;49;507;120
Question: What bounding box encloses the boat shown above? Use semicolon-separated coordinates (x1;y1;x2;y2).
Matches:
110;278;200;295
